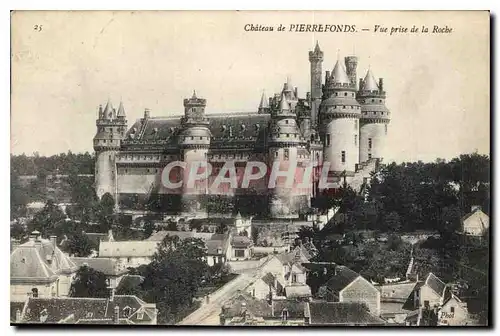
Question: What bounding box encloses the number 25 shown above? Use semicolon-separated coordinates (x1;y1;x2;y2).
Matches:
34;25;42;32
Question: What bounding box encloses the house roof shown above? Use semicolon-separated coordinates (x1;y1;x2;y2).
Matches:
11;237;77;282
324;266;361;293
377;281;419;302
284;285;312;298
231;235;252;248
99;241;159;258
20;295;156;324
71;257;127;276
308;302;386;325
223;293;272;318
461;207;487;223
272;300;307;319
425;273;446;297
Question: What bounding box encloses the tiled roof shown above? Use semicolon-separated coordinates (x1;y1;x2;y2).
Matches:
20;295;155;324
272;300;307;319
324;266;360;293
231;236;252;248
71;257;127;276
425;273;446;297
99;241;159;258
11;237;77;282
223;293;271;318
261;272;277;287
309;302;386;325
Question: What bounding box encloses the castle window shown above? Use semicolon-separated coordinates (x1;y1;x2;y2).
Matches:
368;153;372;160
284;149;290;160
125;169;128;173
343;105;346;109
371;99;375;103
354;135;358;146
379;99;382;103
352;93;355;97
368;138;372;150
385;124;388;134
341;151;346;163
344;92;347;96
326;134;331;147
199;136;202;140
31;288;38;298
275;151;278;158
335;92;338;96
285;120;289;124
286;133;290;137
191;137;194;140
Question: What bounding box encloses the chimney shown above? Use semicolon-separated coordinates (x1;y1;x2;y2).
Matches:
359;78;364;91
113;305;120;324
144;108;150;119
50;236;57;249
294;87;298;98
379;78;384;91
16;309;21;323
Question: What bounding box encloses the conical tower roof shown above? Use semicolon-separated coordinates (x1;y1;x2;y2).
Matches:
331;60;350;84
117;101;126;118
103;99;114;118
279;94;290;111
259;91;269;108
363;69;379;91
314;41;321;53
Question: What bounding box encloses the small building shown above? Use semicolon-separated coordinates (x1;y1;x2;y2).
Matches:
438;294;469;326
318;265;381;316
98;241;159;271
10;232;78;302
460;206;489;237
230;235;253;260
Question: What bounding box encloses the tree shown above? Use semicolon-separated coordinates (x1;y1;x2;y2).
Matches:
11;222;27;241
28;200;67;237
62;231;95;257
97;193;116;233
166;220;178;231
138;235;208;324
383;212;402;233
69;265;109;298
144;221;156;238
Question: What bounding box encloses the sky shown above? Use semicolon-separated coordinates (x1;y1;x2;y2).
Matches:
10;10;490;163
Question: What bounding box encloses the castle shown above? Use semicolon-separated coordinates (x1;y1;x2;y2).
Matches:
93;42;391;218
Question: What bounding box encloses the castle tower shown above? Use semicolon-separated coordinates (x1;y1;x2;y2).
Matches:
319;55;361;180
309;41;324;128
258;91;270;114
357;69;390;163
179;91;212;217
93;100;127;201
268;92;308;218
344;56;358;87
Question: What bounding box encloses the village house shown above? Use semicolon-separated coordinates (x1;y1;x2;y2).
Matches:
98;240;159;271
10;231;78;302
460;206;489;237
318;265;381;316
438;293;469;326
11;294;157;324
377;281;418;324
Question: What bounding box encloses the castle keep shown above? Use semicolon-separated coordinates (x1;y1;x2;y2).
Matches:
93;43;391;218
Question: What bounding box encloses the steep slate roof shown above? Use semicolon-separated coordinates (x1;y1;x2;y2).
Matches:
323;266;361;293
272;300;307;319
11;237;77;283
425;273;447;297
362;69;379;91
99;241;159;258
331;60;350;84
223;293;272;318
71;257;127;276
20;295;156;324
308;302;385;325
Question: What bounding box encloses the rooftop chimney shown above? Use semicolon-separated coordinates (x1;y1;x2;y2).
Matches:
113;305;120;324
379;78;384;91
144;108;150;119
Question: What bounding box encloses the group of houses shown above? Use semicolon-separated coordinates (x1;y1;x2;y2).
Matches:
10;206;488;325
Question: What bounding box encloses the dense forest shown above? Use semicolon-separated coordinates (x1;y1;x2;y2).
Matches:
11;151;95;176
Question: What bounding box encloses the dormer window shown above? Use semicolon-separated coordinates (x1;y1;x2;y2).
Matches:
137;312;144;320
